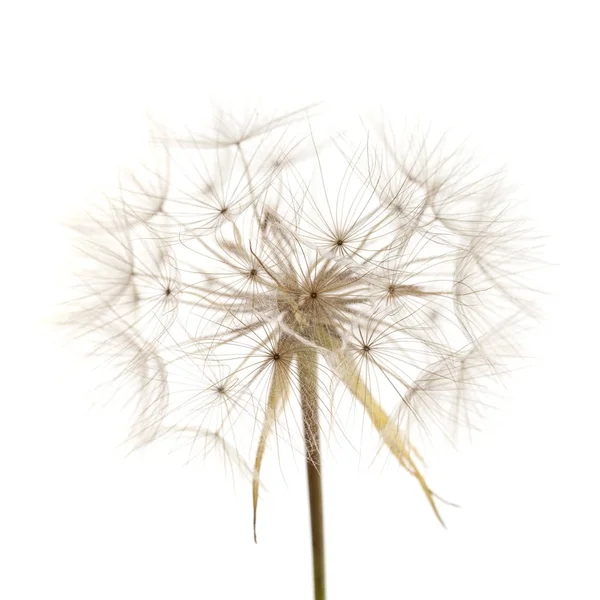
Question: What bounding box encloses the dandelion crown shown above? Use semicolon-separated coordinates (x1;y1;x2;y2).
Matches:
69;105;537;598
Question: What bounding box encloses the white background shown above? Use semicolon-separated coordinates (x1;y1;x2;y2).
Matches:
2;1;599;599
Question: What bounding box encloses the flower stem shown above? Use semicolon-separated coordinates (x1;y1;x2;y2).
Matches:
298;348;326;600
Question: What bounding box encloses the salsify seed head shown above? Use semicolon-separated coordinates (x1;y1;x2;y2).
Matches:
64;105;540;534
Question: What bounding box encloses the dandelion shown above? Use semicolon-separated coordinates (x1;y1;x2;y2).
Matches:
65;105;539;600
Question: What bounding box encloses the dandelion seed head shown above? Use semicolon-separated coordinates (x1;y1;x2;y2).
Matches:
65;104;542;533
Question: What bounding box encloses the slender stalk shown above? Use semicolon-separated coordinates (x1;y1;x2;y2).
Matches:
298;348;326;600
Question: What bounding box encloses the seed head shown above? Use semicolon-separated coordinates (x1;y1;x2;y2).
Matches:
65;106;540;538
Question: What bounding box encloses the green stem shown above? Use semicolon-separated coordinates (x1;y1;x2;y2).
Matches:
298;348;326;600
